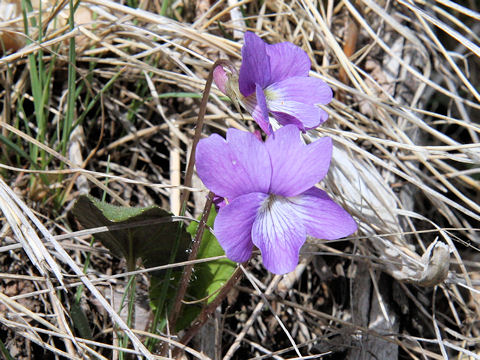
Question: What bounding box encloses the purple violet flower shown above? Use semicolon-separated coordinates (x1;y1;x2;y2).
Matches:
195;125;357;274
238;32;333;135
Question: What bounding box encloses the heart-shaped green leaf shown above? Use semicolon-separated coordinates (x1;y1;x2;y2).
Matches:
71;195;190;271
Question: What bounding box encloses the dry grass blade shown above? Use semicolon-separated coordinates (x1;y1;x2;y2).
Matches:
0;178;63;284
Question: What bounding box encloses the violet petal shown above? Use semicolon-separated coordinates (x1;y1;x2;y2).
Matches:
243;85;273;135
291;187;357;239
252;195;307;274
255;83;273;134
239;32;271;97
265;76;333;105
270;104;326;130
265;42;311;83
195;130;271;199
214;192;267;263
225;127;272;192
266;125;332;197
265;76;332;129
270;111;305;130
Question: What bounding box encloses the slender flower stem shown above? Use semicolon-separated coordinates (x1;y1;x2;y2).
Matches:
167;59;235;337
168;191;214;333
179;59;235;208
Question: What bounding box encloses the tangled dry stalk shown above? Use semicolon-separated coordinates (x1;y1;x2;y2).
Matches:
0;0;479;358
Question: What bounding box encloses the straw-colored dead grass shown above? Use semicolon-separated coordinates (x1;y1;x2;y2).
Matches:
0;0;479;358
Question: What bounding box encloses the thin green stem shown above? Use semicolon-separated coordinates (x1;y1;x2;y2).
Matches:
160;0;170;16
0;337;14;360
118;274;137;360
74;238;95;304
61;0;77;157
21;0;48;166
75;68;126;127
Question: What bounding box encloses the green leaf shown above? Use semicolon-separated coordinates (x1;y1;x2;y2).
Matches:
70;301;93;339
174;206;236;330
71;195;190;271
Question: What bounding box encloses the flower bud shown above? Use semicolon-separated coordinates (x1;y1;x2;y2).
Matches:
213;63;243;116
213;65;228;95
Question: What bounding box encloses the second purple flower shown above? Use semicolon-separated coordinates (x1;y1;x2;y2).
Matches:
215;32;333;135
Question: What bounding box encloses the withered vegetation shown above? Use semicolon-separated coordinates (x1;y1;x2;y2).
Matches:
0;0;479;359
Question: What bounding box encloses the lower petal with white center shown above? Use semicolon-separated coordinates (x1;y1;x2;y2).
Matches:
252;194;307;274
214;192;267;263
289;187;357;240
